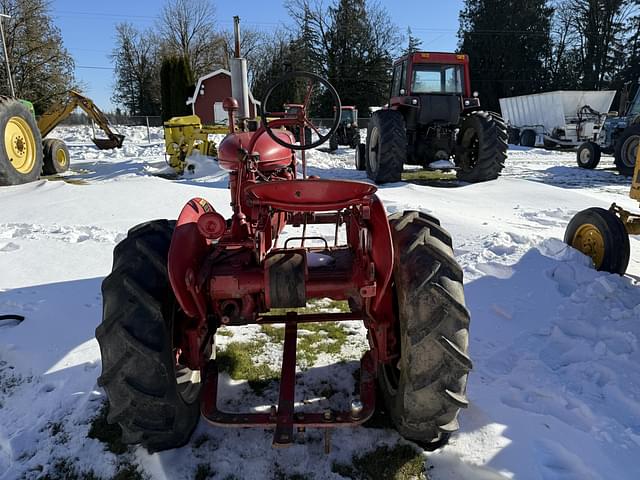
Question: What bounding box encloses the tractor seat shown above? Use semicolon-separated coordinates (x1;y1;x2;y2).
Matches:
245;179;377;212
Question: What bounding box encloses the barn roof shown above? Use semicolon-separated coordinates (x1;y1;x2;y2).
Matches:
186;68;261;107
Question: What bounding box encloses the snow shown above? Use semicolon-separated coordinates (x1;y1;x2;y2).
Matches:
1;127;640;479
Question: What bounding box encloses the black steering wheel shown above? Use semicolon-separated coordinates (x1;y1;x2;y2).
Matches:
260;71;341;150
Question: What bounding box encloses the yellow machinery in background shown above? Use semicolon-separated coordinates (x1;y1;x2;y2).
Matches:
39;90;125;150
565;146;640;274
163;115;220;173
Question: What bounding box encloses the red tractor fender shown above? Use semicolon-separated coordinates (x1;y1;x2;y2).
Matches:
168;198;212;319
369;194;393;310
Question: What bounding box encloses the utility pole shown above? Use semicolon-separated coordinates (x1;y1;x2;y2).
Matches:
0;13;15;98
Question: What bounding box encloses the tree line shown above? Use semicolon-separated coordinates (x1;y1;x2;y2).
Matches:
1;0;636;120
460;0;640;111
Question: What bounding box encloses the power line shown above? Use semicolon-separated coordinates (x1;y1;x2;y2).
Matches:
76;65;114;70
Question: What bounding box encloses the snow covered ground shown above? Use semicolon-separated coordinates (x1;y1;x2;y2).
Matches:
1;125;639;479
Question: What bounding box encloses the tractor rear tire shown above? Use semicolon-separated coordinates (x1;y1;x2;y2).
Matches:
564;207;630;275
96;220;202;452
42;138;70;175
455;111;507;183
613;124;640;176
349;129;360;148
329;134;338;151
355;143;366;170
0;96;43;186
366;110;406;184
379;211;471;449
576;142;601;169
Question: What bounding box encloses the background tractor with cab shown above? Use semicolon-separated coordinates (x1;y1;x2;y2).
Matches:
329;105;360;151
576;81;640;176
361;51;508;184
96;71;472;453
565;146;640;275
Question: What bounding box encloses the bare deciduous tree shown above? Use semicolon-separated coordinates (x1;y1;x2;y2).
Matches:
157;0;224;78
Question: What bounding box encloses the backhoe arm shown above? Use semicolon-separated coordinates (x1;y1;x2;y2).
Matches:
37;90;124;149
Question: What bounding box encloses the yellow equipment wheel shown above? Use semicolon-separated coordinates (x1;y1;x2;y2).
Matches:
0;96;43;186
564;207;630;275
42;138;70;175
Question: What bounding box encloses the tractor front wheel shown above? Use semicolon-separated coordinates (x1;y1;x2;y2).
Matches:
42;138;70;175
564;207;630;275
96;220;203;452
366;110;406;184
576;142;601;169
455;111;507;183
355;143;366;170
329;133;338;151
613;124;640;176
379;211;471;449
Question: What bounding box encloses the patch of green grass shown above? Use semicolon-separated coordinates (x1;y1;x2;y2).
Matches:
216;340;280;394
194;463;214;480
217;328;234;337
260;321;350;368
332;444;427;480
87;403;127;455
402;169;460;187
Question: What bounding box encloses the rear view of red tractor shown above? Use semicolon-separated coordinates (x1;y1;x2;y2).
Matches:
364;52;508;184
96;72;471;452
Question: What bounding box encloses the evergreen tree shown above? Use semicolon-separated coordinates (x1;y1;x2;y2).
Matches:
0;0;75;114
160;55;194;122
403;27;423;56
458;0;553;110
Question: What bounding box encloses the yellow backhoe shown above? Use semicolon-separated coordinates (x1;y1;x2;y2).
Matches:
0;90;125;186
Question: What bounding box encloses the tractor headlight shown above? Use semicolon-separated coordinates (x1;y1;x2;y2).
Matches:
411;98;418;105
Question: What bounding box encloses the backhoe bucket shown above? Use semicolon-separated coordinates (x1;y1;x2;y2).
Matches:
92;134;125;150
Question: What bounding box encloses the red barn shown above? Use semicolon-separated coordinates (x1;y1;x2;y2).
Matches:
187;69;260;125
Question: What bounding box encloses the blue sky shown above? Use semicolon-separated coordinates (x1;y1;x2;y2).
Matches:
50;0;464;112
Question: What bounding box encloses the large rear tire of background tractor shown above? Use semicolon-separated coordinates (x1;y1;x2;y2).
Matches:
96;220;202;452
42;138;70;175
576;142;601;169
379;211;471;449
366;110;406;184
329;133;338;151
613;124;640;176
455;111;507;183
564;207;630;275
0;96;43;186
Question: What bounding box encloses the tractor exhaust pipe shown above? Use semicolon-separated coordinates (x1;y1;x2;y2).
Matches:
230;16;250;120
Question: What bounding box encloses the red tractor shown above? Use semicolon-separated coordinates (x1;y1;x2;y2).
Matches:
363;52;508;184
96;72;471;452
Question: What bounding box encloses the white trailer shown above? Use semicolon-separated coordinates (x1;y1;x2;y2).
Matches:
499;90;616;148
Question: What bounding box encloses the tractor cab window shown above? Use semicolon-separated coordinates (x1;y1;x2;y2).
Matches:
411;65;464;95
340;109;354;123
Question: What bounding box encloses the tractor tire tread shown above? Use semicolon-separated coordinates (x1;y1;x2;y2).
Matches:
96;220;200;452
366;110;406;183
379;211;471;449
